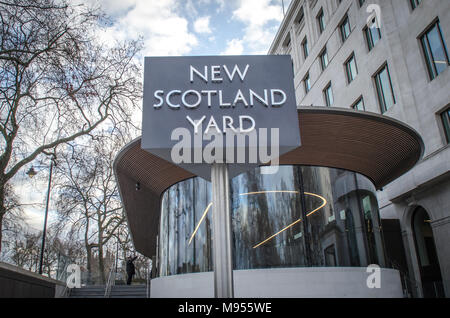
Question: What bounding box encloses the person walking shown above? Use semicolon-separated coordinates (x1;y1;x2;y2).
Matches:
126;255;138;285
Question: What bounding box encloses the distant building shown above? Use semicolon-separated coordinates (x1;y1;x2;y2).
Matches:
269;0;449;297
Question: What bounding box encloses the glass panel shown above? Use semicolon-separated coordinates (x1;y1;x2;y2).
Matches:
303;39;309;58
231;166;307;269
422;36;437;79
376;65;395;112
353;98;365;111
318;11;325;33
365;28;373;50
411;0;421;10
341;17;350;41
158;166;386;276
346;55;357;82
426;23;449;76
349;57;357;80
366;26;381;51
442;109;450;143
304;74;311;93
159;177;213;276
370;26;381;46
321;50;328;70
362;195;381;265
325;84;333;106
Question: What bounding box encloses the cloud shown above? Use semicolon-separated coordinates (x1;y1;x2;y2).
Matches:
194;16;212;34
221;38;244;55
99;0;199;56
231;0;284;54
87;0;136;17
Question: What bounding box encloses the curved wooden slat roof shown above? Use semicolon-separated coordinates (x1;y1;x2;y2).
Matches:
114;107;424;257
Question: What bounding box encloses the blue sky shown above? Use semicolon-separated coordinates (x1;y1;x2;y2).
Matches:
89;0;293;57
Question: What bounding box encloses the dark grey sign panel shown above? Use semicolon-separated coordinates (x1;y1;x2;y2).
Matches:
142;55;300;179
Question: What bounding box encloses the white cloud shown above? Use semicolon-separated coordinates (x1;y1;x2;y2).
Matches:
231;0;284;54
221;38;244;55
194;16;212;34
100;0;199;56
214;0;226;13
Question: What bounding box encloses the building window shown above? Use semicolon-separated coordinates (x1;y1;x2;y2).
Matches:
359;0;366;7
441;108;450;144
420;20;449;81
320;47;329;71
304;73;311;94
364;24;381;51
296;6;305;24
352;96;365;111
283;34;291;49
340;15;351;42
410;0;422;10
345;54;358;83
302;38;309;59
317;9;325;34
323;82;334;107
374;64;396;113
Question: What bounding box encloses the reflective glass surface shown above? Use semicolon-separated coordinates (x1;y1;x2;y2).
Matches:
158;166;386;277
421;21;449;80
375;65;395;113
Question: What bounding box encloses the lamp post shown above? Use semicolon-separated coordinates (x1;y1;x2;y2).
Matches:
26;156;56;275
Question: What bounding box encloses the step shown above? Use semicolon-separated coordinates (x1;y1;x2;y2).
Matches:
68;285;148;298
68;286;106;298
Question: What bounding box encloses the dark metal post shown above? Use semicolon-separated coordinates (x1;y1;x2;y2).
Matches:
211;163;234;298
297;167;313;266
353;172;372;266
38;160;54;275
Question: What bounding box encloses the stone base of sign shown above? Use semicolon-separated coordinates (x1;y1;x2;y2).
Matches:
150;267;404;298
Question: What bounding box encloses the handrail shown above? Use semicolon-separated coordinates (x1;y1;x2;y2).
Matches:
387;259;417;298
146;259;152;298
104;257;116;298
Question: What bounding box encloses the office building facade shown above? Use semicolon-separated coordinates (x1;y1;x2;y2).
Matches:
269;0;449;297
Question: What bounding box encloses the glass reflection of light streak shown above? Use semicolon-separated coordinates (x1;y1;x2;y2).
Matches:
188;191;327;248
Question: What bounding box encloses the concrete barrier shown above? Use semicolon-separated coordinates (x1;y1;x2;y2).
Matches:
0;262;65;298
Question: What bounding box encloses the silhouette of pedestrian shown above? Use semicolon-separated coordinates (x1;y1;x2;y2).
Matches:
126;256;137;285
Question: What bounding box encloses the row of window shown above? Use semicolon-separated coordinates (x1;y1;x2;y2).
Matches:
292;1;450;144
318;62;450;144
361;0;421;11
301;15;448;115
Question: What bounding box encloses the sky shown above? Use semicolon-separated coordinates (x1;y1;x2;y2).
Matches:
14;0;294;233
90;0;293;57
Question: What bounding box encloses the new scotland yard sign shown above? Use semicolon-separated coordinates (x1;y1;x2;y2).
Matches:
142;55;300;179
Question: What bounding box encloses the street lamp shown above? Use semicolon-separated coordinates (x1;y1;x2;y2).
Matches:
26;155;56;275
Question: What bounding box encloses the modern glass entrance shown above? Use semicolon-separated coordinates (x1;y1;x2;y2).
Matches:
157;166;386;277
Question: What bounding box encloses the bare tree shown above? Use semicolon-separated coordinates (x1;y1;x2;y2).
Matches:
0;0;142;251
54;135;128;283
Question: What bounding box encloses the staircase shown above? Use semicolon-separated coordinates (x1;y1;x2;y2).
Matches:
69;285;147;298
110;285;147;298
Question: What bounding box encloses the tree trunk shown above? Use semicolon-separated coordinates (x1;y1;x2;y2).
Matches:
0;183;6;254
86;245;92;284
98;242;105;284
0;212;3;254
